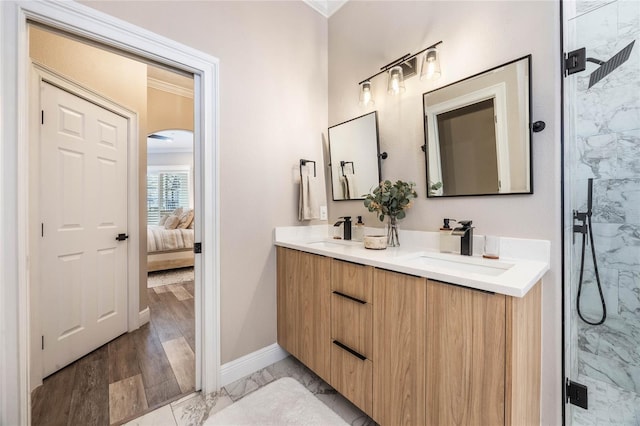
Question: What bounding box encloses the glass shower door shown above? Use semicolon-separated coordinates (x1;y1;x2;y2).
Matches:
564;1;640;424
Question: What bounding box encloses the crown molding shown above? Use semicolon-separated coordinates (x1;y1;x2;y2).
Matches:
147;76;194;98
302;0;348;18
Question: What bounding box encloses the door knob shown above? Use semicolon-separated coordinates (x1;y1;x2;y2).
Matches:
115;233;129;241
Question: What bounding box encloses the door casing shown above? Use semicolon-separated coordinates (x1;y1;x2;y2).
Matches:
0;2;221;424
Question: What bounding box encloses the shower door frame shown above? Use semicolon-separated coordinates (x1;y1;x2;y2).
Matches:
559;0;570;424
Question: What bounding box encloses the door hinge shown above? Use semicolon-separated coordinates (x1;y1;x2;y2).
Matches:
566;379;588;409
565;48;586;76
41;110;44;125
194;242;202;254
41;335;44;350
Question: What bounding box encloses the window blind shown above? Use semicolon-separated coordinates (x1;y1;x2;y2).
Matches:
147;170;190;224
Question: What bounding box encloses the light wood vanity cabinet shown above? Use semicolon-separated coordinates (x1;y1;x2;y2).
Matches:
276;247;331;383
276;247;541;426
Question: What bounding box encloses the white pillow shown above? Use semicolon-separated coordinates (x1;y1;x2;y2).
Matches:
164;215;180;230
158;214;170;226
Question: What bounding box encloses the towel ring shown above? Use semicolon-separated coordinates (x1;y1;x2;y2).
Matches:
300;159;316;177
340;161;354;177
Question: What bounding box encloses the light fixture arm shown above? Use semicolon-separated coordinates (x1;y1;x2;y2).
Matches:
380;53;411;72
358;40;443;85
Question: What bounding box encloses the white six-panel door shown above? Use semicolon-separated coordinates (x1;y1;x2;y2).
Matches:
40;81;129;377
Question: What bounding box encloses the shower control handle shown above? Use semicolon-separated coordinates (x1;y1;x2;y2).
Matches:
573;210;588;245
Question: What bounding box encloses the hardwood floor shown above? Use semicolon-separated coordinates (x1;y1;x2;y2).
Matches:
31;279;195;425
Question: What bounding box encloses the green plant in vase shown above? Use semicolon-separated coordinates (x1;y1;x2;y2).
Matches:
363;180;417;247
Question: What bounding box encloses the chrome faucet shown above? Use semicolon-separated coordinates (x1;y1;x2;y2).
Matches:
451;220;474;256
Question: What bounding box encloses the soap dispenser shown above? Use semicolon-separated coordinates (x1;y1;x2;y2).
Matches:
440;218;457;253
354;216;365;242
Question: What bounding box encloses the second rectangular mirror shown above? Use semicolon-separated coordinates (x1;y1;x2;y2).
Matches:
328;111;382;201
423;55;532;197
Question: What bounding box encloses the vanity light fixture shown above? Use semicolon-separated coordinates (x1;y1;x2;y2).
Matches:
357;40;442;105
420;47;441;80
359;81;375;106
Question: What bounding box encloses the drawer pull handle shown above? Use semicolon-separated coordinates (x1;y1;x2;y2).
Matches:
332;291;366;305
333;340;367;361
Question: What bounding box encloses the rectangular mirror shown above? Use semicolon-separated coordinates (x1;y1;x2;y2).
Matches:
423;55;532;197
328;111;382;201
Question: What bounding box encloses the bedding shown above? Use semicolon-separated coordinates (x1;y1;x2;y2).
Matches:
147;225;194;253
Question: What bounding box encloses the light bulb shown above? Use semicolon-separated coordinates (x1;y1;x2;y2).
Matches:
420;47;441;80
387;66;405;95
359;81;375;106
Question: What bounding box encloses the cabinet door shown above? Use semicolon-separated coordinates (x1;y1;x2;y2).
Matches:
426;280;506;426
276;247;331;382
373;269;427;426
297;251;331;382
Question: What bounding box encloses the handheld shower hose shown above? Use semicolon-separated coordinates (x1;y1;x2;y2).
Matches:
575;178;607;325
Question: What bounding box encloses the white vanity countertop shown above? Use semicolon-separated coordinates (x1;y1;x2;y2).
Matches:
274;225;550;298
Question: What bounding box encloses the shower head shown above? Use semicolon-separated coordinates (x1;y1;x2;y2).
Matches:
588;41;635;88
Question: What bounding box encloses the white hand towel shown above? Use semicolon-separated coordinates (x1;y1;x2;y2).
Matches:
299;175;320;221
344;174;357;199
340;175;350;199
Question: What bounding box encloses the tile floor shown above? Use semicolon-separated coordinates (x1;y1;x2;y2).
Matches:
125;356;377;426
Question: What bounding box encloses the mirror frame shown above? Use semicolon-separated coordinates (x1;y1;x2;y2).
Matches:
328;111;382;201
422;55;533;198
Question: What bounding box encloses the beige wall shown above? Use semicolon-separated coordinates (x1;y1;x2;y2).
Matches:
29;25;150;311
81;0;329;364
148;152;193;168
147;87;193;133
328;2;561;423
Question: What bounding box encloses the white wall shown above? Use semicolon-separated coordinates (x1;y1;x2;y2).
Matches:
328;2;562;423
148;152;193;168
81;0;329;364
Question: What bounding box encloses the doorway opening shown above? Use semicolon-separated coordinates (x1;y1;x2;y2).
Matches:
1;2;220;423
26;16;205;426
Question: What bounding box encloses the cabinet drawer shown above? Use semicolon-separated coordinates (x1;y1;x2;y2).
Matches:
330;342;373;417
331;259;373;303
331;293;372;358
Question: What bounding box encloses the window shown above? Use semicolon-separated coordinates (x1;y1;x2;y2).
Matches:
147;166;192;224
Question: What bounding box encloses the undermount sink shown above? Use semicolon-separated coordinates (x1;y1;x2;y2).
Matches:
305;239;356;249
401;252;514;276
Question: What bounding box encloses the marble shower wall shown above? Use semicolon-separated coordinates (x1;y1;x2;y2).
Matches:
569;0;640;397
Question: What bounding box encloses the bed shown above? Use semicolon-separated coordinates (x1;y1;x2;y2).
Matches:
147;209;195;272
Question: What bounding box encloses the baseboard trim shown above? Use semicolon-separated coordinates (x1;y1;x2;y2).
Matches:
220;343;289;387
138;307;150;326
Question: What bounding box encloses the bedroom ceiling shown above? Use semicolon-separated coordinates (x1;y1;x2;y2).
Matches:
147;129;193;154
